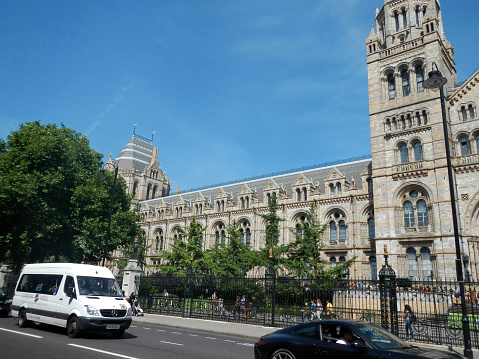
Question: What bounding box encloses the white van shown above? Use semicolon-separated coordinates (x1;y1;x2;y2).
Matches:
11;263;132;338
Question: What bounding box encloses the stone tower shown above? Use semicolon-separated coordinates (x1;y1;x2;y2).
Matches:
366;0;479;280
106;132;171;207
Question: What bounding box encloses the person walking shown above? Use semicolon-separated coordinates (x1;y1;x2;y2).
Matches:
326;300;333;316
316;299;323;320
404;304;415;341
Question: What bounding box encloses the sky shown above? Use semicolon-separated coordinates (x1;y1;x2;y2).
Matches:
1;1;478;193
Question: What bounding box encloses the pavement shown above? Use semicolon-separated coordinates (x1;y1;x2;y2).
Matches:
132;313;478;358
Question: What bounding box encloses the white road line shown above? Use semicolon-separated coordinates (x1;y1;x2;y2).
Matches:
188;334;199;337
205;337;216;340
157;329;165;332
160;341;184;346
224;339;236;343
171;331;181;334
130;325;138;328
68;344;139;359
0;327;43;338
237;343;255;347
142;327;151;330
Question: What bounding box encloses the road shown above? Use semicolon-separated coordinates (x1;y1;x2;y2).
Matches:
0;316;256;359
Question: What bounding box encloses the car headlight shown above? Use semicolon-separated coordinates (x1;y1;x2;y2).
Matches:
84;305;99;316
5;299;12;304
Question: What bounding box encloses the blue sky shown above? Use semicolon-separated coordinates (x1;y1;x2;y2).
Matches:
1;1;478;192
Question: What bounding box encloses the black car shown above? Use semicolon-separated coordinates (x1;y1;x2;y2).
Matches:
0;288;12;317
254;319;467;359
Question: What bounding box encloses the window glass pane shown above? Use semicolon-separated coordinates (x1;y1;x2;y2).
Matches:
417;199;428;226
416;66;424;92
420;247;432;280
476;134;479;153
462;107;468;121
337;183;342;197
370;256;377;281
413;142;422;161
339;220;346;241
246;229;251;245
400;144;408;164
469;106;475;120
402;70;410;96
330;221;337;241
407;248;418;280
404;201;415;227
460;137;470;155
368;218;375;240
388;74;396;100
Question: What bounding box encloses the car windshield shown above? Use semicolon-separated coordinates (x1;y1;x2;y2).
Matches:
356;323;410;350
77;276;123;297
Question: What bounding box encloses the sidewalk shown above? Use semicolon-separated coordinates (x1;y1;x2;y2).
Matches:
132;313;478;358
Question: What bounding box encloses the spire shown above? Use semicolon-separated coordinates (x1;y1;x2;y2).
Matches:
366;25;377;43
174;186;181;195
105;153;116;171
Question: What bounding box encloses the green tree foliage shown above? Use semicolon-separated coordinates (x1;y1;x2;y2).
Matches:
206;220;259;276
0;121;142;272
283;204;328;278
257;194;286;267
158;217;207;276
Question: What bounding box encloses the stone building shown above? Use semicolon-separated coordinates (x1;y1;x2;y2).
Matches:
109;0;479;281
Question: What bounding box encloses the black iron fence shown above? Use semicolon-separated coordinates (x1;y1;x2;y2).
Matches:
137;274;479;348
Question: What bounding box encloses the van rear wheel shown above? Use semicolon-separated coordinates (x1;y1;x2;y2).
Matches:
67;316;81;338
18;310;30;328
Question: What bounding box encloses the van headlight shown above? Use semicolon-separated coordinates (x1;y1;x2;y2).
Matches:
127;306;132;316
84;305;99;316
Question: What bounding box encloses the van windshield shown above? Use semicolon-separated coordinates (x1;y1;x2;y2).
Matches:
77;276;123;297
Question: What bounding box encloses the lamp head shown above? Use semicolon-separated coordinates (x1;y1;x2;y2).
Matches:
423;69;447;90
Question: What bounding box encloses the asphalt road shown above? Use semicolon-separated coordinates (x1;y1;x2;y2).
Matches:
0;316;256;359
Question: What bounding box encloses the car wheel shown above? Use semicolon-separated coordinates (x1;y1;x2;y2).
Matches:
111;329;125;338
18;309;30;328
270;349;296;359
67;316;81;338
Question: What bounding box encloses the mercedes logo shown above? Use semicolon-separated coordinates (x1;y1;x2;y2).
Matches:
111;310;118;317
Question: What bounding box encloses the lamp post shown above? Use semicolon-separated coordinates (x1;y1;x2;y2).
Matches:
423;62;473;359
99;165;119;267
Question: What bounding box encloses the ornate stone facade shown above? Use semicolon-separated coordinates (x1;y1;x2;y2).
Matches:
110;0;479;281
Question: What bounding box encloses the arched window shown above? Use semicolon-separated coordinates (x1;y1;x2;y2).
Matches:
240;229;245;244
469;105;475;120
296;224;302;239
404;201;414;227
416;112;421;126
330;221;337;242
394;12;400;31
388;73;396;100
337;183;342;197
339;256;346;265
476;133;479;153
155;239;159;250
407;114;412;128
422;110;428;125
461;106;468;121
241;197;245;209
330;183;335;197
401;69;410;96
399;143;408;164
296;189;301;202
370;256;377;280
246;228;251;244
339;220;346;241
459;136;470;155
407;247;419;280
386;119;391;131
146;183;152;200
416;66;424;92
417;199;428;226
393;118;398;130
215;231;220;244
368;217;375;240
303;188;307;201
221;230;226;244
402;10;407;28
330;257;337;268
413;141;422;161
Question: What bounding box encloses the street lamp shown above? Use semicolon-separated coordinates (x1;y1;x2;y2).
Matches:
423;62;473;359
98;165;119;267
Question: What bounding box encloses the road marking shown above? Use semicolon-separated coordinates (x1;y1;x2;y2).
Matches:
130;325;138;328
142;327;151;330
171;331;181;334
0;327;43;338
160;341;184;346
157;329;165;332
205;336;216;340
188;334;199;337
224;339;236;343
237;343;255;347
68;344;139;359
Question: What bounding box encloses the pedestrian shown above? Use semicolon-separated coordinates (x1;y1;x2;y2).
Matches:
235;295;241;319
241;294;247;318
404;304;415;341
326;300;333;316
251;295;258;318
316;299;323;320
211;291;217;315
163;289;169;309
310;300;317;321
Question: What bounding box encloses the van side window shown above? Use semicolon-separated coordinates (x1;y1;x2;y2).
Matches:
16;273;64;295
64;276;75;295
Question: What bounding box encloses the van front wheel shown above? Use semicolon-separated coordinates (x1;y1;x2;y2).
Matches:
18;310;30;328
67;317;81;338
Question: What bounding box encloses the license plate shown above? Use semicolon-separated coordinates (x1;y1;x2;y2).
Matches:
106;324;120;329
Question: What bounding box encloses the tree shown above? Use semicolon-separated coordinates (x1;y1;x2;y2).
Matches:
257;193;286;268
206;220;259;276
0;121;142;272
283;204;328;278
157;217;206;276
